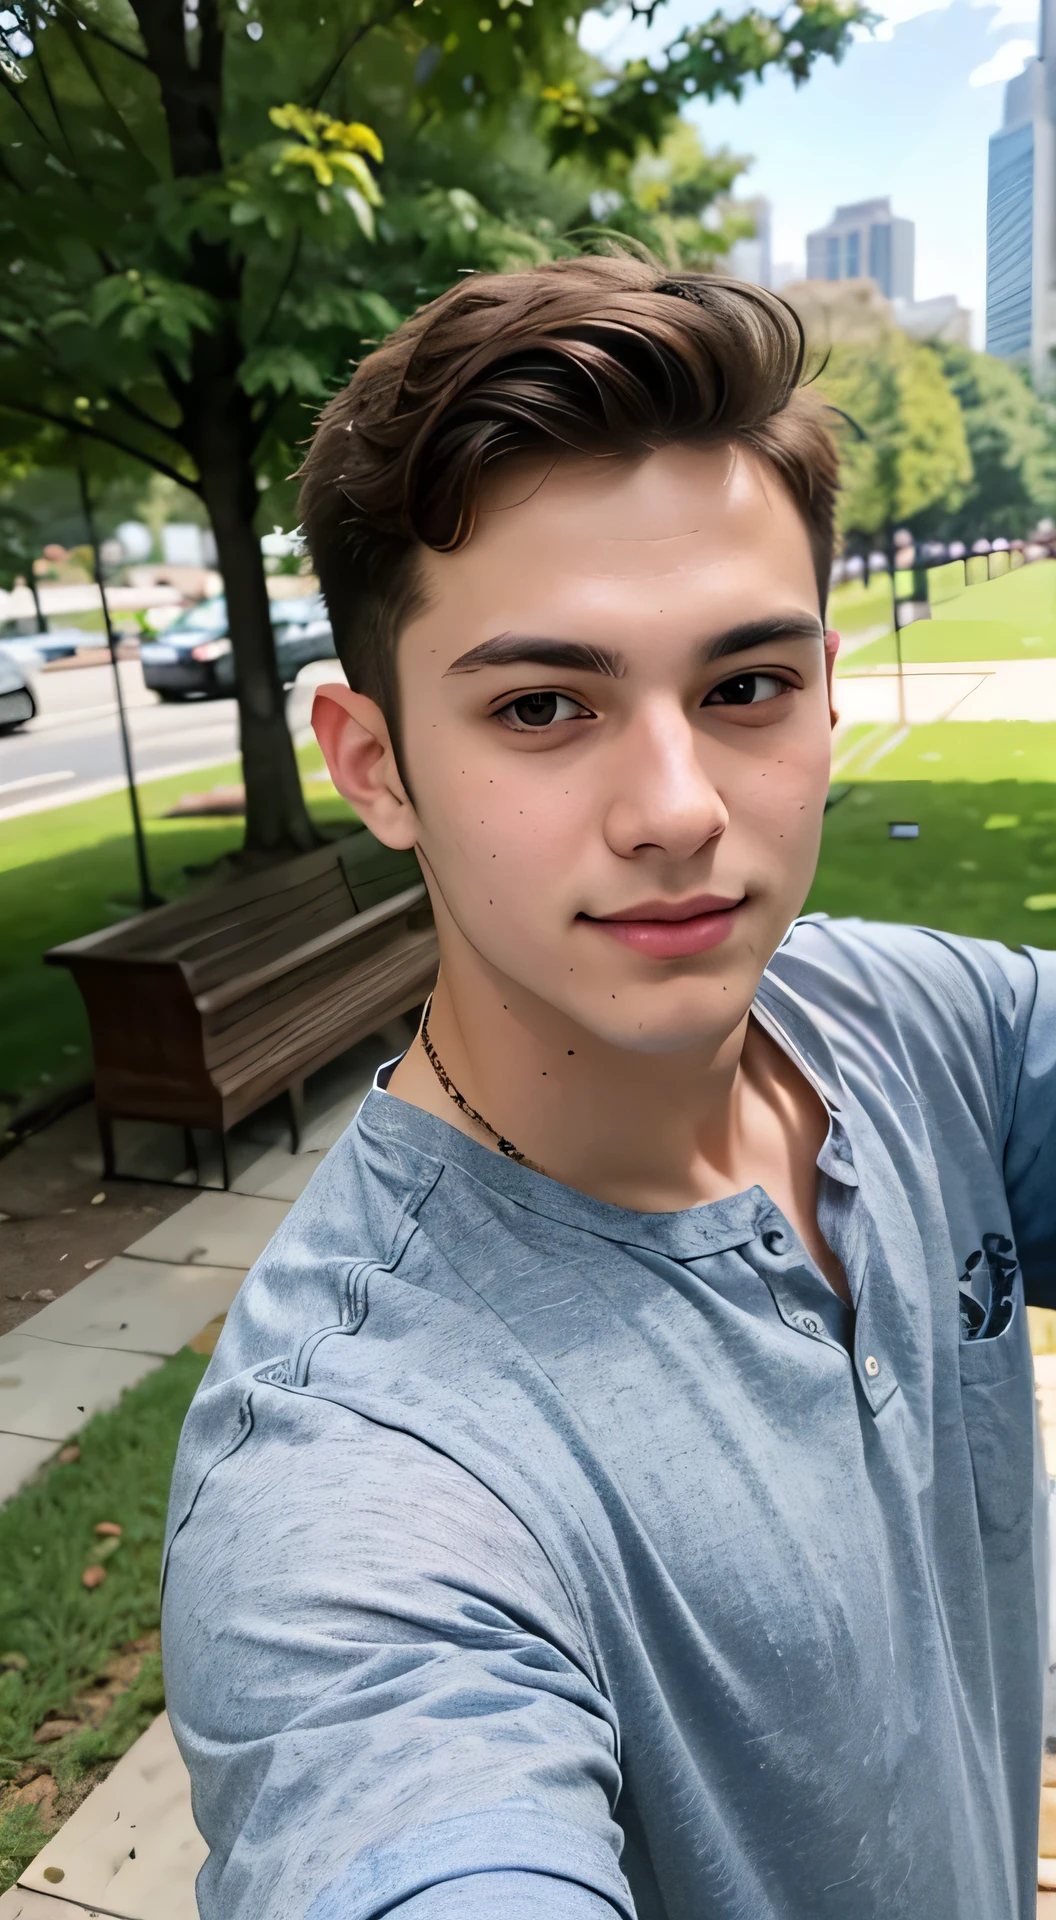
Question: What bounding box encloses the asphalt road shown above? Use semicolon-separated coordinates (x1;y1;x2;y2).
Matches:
0;658;340;823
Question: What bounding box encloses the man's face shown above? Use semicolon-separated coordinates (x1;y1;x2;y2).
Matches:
347;441;835;1054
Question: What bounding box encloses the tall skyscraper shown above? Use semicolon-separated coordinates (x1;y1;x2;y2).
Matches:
805;199;915;301
985;4;1056;381
726;199;773;288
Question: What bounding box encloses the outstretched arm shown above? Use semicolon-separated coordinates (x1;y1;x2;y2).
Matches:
162;1384;634;1920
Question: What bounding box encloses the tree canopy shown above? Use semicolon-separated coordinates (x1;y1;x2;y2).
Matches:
0;0;869;853
913;345;1056;545
818;329;973;541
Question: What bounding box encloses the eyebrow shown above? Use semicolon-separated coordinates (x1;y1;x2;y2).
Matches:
444;613;823;679
444;635;627;677
701;614;825;663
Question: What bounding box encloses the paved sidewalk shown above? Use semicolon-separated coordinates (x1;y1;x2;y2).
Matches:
0;1027;402;1505
835;655;1056;726
0;1027;405;1919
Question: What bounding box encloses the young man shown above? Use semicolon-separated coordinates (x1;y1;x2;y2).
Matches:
162;254;1055;1920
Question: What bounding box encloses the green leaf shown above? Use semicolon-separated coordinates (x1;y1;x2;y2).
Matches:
341;187;376;240
239;345;329;399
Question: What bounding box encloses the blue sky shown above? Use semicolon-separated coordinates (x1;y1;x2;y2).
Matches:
581;0;1041;342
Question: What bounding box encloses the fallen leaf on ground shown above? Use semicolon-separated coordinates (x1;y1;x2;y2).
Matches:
84;1259;103;1270
93;1537;121;1561
0;1212;10;1224
57;1444;80;1464
33;1719;79;1744
33;1289;56;1302
13;1774;57;1817
0;1650;28;1672
81;1565;106;1590
94;1521;122;1537
90;1192;106;1206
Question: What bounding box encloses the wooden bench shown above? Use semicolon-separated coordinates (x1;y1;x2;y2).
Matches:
46;831;438;1185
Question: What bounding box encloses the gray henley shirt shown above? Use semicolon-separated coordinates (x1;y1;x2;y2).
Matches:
162;915;1056;1919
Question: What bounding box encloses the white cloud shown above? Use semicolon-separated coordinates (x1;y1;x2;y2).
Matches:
858;0;1037;37
976;0;1039;29
860;0;952;41
968;34;1035;80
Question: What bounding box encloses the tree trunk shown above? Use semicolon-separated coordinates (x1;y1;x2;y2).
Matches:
28;566;47;633
198;413;317;858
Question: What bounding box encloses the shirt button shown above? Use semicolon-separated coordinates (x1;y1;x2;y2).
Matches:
864;1354;881;1377
800;1314;821;1335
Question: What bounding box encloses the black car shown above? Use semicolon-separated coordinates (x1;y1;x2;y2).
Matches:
139;594;335;700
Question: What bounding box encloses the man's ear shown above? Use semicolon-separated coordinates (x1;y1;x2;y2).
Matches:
312;683;420;850
824;628;840;729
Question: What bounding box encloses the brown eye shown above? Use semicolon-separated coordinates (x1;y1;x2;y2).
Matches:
704;672;786;708
498;691;590;731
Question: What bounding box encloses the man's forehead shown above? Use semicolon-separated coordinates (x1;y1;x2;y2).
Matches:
474;439;767;535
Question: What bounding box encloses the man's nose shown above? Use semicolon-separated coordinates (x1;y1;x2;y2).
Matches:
602;703;728;861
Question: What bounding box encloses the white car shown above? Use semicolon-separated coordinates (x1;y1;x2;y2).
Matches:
0;642;37;732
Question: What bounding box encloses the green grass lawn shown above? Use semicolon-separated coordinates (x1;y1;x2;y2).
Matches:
0;745;358;1114
817;722;1056;944
808;776;1056;947
0;1349;208;1893
827;576;896;639
844;559;1056;669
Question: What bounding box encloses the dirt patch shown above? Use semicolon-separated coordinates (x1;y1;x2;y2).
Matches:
0;1105;191;1337
1;1632;160;1836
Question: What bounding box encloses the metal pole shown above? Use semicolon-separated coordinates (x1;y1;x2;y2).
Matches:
887;522;906;727
76;463;161;912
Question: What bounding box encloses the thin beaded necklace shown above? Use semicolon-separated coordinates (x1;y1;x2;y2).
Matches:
418;994;547;1176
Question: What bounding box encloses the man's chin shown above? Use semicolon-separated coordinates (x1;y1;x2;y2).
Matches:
563;978;758;1057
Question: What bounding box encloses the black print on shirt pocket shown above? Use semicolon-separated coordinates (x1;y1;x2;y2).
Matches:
958;1233;1018;1341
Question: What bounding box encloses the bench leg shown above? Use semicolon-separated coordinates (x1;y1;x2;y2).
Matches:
288;1079;305;1155
219;1131;231;1192
98;1111;116;1180
183;1128;200;1185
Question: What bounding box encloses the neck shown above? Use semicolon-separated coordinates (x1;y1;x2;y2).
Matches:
388;957;762;1212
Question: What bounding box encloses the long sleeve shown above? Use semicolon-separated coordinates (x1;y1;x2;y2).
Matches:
1001;943;1056;1306
162;1381;634;1920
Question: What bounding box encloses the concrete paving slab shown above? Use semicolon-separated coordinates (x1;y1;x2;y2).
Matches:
229;1145;320;1203
0;1887;104;1917
0;1432;56;1504
121;1190;289;1271
945;655;1056;720
296;1028;405;1155
16;1258;246;1359
0;1332;160;1443
836;654;1056;726
835;669;990;727
19;1711;205;1920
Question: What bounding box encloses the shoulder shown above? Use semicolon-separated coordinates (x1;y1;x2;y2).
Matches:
762;916;1048;1134
204;1097;443;1383
766;913;1040;1036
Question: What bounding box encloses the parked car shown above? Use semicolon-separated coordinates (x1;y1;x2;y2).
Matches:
139;594;335;700
0;626;85;666
0;643;37;732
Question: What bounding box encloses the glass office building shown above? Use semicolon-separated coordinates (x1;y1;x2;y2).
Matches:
986;120;1035;357
806;199;915;302
985;10;1056;382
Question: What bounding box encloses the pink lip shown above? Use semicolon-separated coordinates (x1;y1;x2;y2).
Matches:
580;894;744;959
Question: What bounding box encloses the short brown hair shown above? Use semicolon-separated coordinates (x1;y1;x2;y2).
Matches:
299;252;838;735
